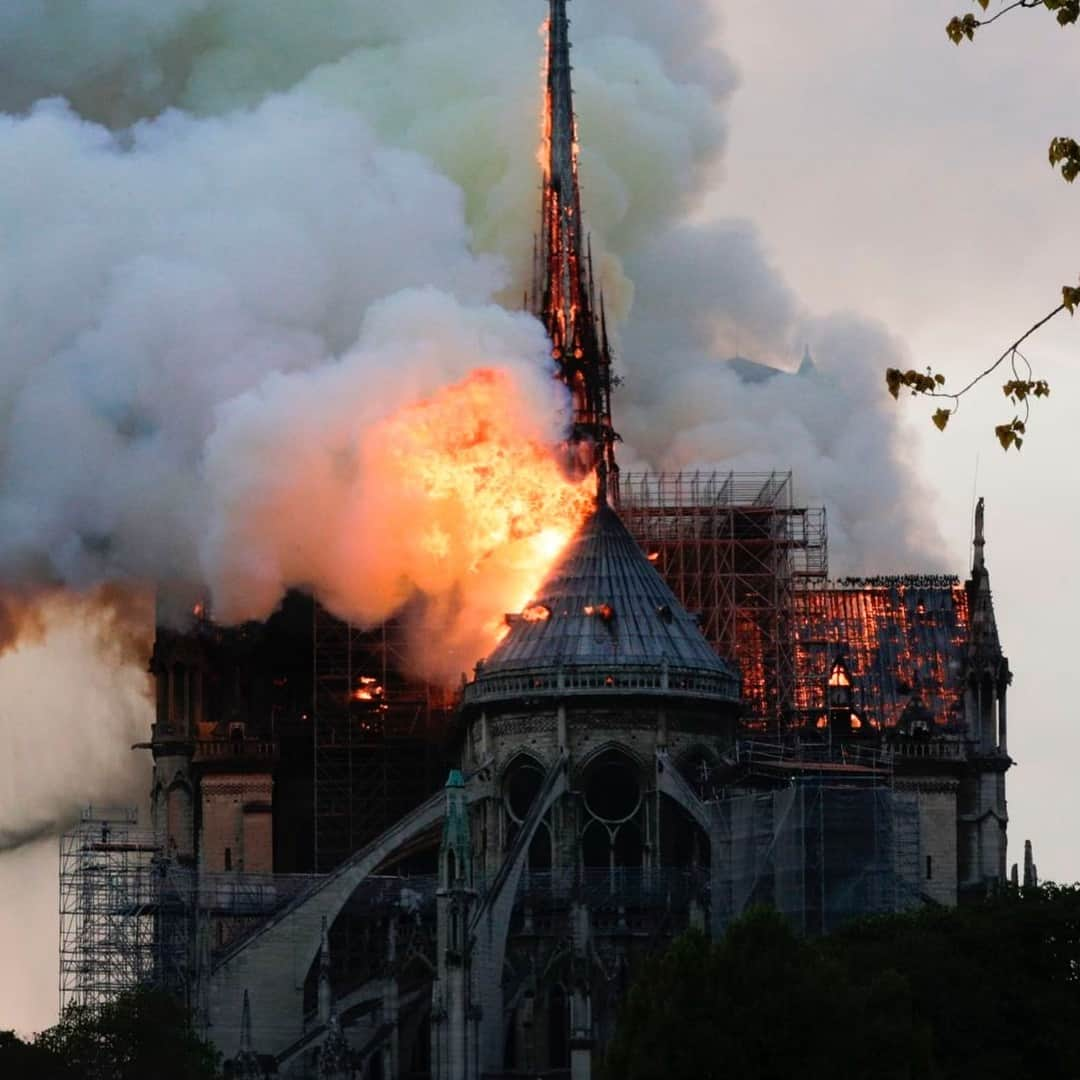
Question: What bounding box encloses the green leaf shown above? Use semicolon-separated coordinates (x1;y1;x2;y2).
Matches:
946;14;978;42
886;368;902;400
1049;137;1080;182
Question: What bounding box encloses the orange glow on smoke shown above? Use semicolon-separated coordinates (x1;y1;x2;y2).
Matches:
372;369;595;662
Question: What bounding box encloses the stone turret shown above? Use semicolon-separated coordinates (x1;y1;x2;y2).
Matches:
431;770;479;1080
455;500;740;1075
960;497;1012;894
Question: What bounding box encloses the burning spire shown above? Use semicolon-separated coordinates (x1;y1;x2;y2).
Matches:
535;0;620;505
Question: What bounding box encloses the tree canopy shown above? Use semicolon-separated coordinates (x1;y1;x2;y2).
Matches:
0;986;220;1080
604;885;1080;1080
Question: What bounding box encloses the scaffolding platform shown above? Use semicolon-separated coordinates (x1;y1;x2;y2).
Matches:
312;607;451;873
58;807;189;1013
619;471;828;729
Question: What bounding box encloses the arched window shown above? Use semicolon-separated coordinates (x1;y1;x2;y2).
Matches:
584;752;641;822
581;822;610;870
613;821;643;869
580;750;643;874
504;757;545;823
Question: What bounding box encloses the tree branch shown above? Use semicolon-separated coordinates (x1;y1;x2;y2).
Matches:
945;302;1065;400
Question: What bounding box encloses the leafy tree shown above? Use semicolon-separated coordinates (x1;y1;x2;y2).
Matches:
0;1029;67;1080
828;884;1080;1079
886;1;1077;449
13;986;221;1080
602;908;931;1080
605;886;1080;1080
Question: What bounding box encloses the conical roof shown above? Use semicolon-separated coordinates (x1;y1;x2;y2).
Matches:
463;503;739;707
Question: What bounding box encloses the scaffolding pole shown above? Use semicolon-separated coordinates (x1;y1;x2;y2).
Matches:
312;606;450;873
58;807;188;1014
619;471;828;731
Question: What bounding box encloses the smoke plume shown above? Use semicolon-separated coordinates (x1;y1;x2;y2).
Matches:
0;0;943;1030
0;589;153;855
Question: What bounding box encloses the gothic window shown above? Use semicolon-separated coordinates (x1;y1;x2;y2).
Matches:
581;821;610;869
658;795;710;868
505;757;545;823
613;821;644;868
580;750;643;873
504;755;552;871
584;751;640;822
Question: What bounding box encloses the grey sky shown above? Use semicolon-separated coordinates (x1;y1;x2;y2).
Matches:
714;1;1078;884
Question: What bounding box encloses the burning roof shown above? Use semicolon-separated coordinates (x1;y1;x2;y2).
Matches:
792;578;971;732
464;502;739;707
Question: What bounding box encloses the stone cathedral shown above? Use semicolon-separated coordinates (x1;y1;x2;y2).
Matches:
121;3;1014;1078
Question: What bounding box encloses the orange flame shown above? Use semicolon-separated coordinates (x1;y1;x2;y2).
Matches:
538;20;552;177
367;369;595;671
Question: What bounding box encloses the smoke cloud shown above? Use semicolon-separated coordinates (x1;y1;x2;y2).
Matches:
0;590;153;855
0;0;935;632
0;0;942;1032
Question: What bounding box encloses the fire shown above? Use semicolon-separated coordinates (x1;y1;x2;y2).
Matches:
368;369;595;666
522;604;552;623
352;676;384;704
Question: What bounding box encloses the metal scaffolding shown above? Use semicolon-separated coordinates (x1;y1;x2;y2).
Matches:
711;746;921;935
312;606;451;873
59;807;192;1013
619;471;828;730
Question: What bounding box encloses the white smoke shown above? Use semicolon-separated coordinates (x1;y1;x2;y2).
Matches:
0;592;152;852
0;0;940;1032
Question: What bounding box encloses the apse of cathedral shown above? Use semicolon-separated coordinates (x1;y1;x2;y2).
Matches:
133;3;1012;1077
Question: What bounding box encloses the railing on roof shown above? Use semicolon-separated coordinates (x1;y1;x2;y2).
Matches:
463;662;740;705
619;470;794;509
194;738;277;763
733;739;894;775
886;740;966;761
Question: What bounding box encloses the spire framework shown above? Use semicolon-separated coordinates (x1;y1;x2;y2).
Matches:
534;0;619;504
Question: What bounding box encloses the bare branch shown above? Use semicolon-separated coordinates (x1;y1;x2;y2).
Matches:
943;302;1065;401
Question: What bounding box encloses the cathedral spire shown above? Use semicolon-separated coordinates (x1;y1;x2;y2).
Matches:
537;0;619;506
973;495;986;576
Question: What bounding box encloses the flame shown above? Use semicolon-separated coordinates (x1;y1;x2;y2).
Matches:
538;20;552;177
522;604;552;623
352;676;384;703
368;369;595;668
